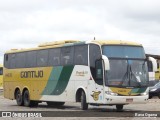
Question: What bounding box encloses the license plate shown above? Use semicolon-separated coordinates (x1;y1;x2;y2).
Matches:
126;98;133;102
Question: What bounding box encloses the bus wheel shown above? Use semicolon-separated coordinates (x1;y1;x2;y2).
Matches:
149;95;152;99
47;102;65;107
116;105;123;112
23;90;31;107
158;94;160;99
23;90;38;107
81;91;88;110
15;89;23;106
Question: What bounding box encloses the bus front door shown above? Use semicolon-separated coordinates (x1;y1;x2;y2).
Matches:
88;60;104;104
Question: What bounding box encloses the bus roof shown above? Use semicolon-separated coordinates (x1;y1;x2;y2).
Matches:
5;40;142;54
5;40;84;54
90;40;142;46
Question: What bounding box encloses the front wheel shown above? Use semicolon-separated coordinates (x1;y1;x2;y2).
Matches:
15;89;23;106
116;105;123;112
81;91;88;110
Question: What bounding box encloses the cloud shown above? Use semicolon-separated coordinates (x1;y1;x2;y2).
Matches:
0;0;160;64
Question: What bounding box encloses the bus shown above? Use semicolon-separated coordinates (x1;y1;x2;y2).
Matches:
3;40;156;111
156;67;160;80
146;54;159;86
0;64;3;89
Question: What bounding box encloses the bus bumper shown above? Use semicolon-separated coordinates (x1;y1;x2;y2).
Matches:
104;95;148;105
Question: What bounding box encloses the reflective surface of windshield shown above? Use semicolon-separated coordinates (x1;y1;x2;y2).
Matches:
103;45;145;59
103;45;148;87
106;59;148;87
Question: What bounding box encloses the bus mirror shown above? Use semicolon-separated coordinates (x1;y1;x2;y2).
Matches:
148;57;157;72
102;55;110;70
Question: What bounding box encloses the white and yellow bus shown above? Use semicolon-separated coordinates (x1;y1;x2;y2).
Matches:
3;40;155;111
146;54;159;86
0;64;3;89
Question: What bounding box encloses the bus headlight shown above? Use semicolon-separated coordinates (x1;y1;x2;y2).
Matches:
105;91;118;96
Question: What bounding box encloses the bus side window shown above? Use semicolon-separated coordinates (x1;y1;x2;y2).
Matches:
10;54;16;69
61;46;74;65
89;44;101;68
89;44;102;84
48;48;61;66
147;61;153;72
37;50;48;67
16;52;26;68
95;60;103;80
4;54;9;68
74;45;88;65
0;67;3;75
26;51;37;68
157;62;159;69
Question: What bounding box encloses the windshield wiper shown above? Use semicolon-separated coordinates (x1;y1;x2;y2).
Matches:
130;66;142;87
121;60;141;87
121;62;130;86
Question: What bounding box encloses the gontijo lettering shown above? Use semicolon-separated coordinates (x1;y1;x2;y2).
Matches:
21;70;43;78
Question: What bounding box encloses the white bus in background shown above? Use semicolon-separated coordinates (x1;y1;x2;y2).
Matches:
146;54;160;86
146;55;158;86
147;57;157;81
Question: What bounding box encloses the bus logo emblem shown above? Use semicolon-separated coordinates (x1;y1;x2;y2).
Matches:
91;91;101;101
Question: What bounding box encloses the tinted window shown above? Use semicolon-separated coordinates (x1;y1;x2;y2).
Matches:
89;44;101;67
0;67;3;75
26;51;37;67
10;54;16;68
37;50;48;67
74;45;88;65
61;47;74;65
48;48;61;66
147;61;153;72
103;46;145;59
95;60;103;80
89;44;102;84
16;52;26;68
157;62;159;69
4;54;9;68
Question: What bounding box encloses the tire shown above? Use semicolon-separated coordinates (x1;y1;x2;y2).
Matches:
23;90;38;107
15;89;23;106
47;102;65;107
116;105;123;112
149;95;152;99
81;91;88;110
158;94;160;99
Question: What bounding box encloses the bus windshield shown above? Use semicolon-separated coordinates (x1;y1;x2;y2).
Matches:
103;45;146;59
102;45;149;87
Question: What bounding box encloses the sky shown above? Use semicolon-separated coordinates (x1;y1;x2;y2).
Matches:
0;0;160;64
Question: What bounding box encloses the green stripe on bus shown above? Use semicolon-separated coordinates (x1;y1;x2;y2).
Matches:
136;87;147;93
130;88;147;94
51;65;74;95
42;66;63;95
